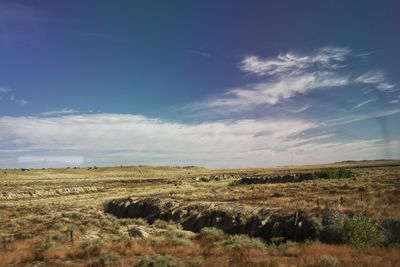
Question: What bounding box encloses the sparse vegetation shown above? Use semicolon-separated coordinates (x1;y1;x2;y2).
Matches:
196;227;226;244
98;251;121;266
0;161;399;266
315;255;340;267
135;254;184;267
222;234;266;249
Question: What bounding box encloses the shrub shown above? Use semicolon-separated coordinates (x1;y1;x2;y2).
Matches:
313;169;353;179
51;222;64;230
120;218;148;226
270;236;286;246
321;213;346;244
153;219;182;230
163;229;187;239
222;235;265;249
316;255;340;267
322;213;384;247
51;232;68;242
196;227;226;244
81;238;104;251
34;241;56;260
272;192;285;197
135;254;184;267
164;237;192;247
341;216;385;248
99;252;120;266
153;219;170;229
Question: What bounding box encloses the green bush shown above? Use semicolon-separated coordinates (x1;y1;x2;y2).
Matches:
341;216;385;248
135;254;184;267
322;213;346;244
322;214;384;247
196;227;227;244
313;169;353;179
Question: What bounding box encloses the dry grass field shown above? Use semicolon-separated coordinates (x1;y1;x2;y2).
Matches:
0;160;399;266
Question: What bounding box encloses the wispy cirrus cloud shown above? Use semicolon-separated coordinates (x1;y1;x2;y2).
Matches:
355;71;396;92
352;98;376;109
188;49;211;58
202;72;348;110
290;105;311;113
322;108;400;127
240;47;350;76
193;47;396;114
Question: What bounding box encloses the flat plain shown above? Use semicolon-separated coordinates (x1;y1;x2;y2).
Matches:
0;160;399;266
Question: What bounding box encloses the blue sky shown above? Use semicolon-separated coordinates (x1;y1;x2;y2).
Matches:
0;0;399;168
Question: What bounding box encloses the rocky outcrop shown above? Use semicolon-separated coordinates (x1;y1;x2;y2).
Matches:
105;197;321;242
193;174;241;182
0;186;103;200
239;173;315;184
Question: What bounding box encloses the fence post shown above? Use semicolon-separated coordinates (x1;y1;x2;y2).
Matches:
70;230;74;245
2;236;6;252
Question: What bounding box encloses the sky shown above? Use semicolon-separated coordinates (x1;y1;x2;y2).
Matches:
0;0;400;168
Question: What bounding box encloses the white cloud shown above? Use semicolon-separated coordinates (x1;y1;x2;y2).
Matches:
193;47;396;114
290;105;311;113
0;113;399;168
355;71;385;84
200;71;349;111
356;51;375;57
39;108;79;116
0;114;313;167
352;98;376;109
240;47;350;76
355;71;396;92
389;100;399;104
18;155;84;165
377;83;396;92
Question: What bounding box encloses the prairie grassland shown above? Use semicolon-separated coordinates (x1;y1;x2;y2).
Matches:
0;161;399;266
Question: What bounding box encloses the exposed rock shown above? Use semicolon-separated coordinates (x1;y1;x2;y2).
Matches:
193;174;239;182
105;197;321;243
239;173;315;185
0;186;103;200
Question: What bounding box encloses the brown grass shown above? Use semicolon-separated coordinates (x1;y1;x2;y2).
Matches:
1;161;399;266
